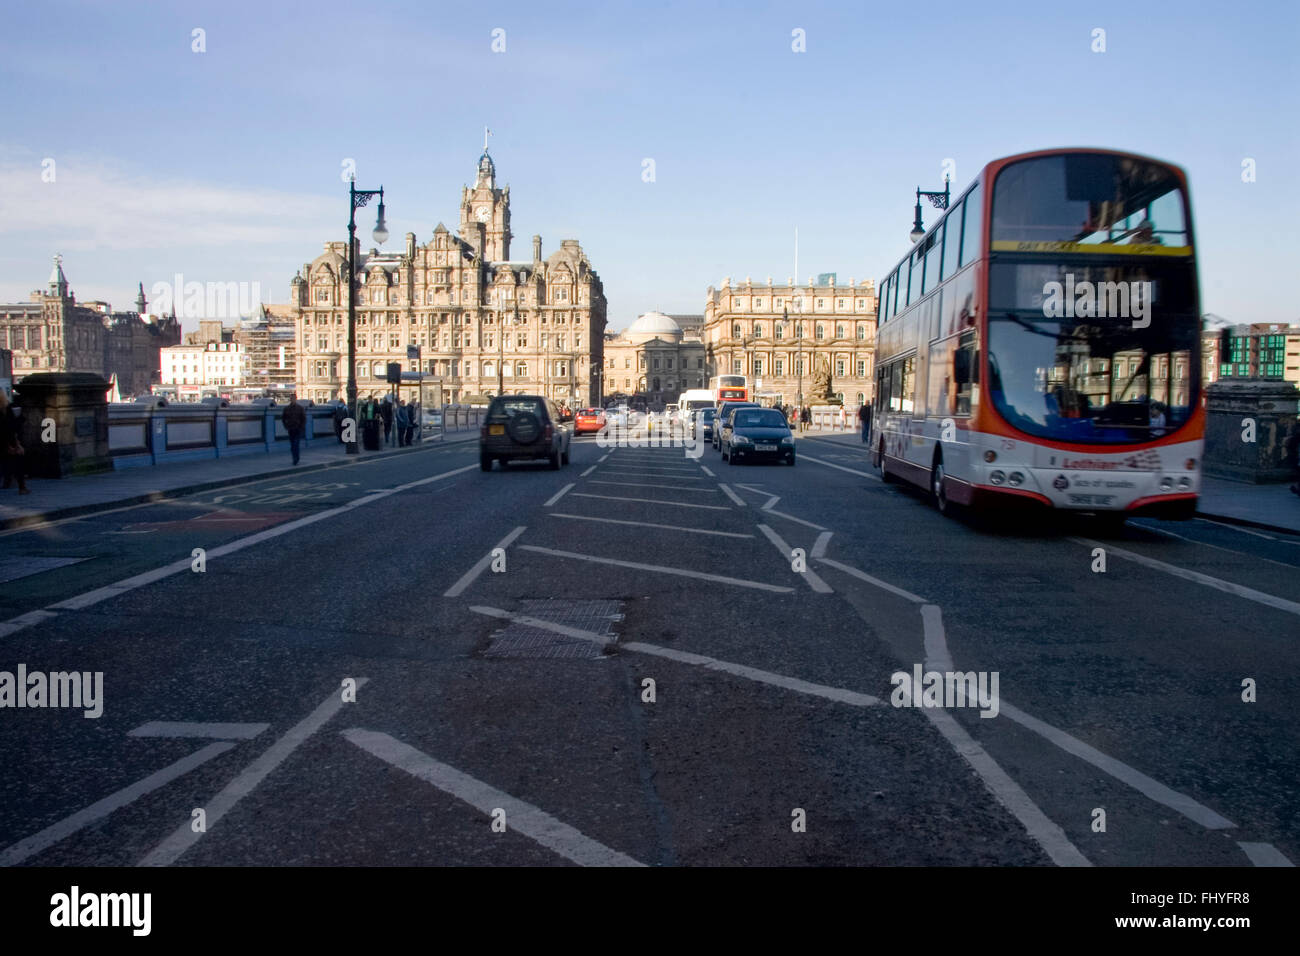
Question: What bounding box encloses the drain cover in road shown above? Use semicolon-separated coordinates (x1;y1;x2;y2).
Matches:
484;599;623;660
0;555;92;585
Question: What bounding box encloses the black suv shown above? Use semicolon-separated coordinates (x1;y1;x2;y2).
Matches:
480;395;572;471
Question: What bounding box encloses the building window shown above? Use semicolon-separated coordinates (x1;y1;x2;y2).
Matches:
857;360;866;377
775;359;784;376
696;358;703;368
516;361;528;377
836;359;845;377
816;325;825;340
817;299;825;308
653;358;660;370
796;358;805;375
836;324;845;338
753;359;763;376
857;324;866;340
753;323;762;337
315;289;330;303
732;359;742;374
732;323;742;338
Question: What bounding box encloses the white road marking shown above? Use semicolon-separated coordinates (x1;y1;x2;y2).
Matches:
599;469;702;480
802;454;882;482
569;493;729;510
579;465;597;477
700;465;715;477
1070;537;1300;617
734;483;767;494
1238;842;1295;867
0;609;59;639
0;464;478;638
763;508;828;531
815;558;928;604
444;526;528;597
599;453;610;461
717;484;746;507
543;483;575;507
548;514;753;538
761;495;779;510
922;604;1238;831
757;524;832;593
128;722;270;740
1136;525;1300;570
624;642;882;707
515;545;795;593
1195;518;1276;540
342;729;643;867
468;606;879;706
139;680;370;866
895;680;1091;867
587;481;717;492
0;742;236;867
811;531;833;558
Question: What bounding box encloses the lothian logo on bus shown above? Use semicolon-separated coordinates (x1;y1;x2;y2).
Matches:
1041;274;1153;329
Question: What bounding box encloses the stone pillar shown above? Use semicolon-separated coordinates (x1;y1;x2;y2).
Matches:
1203;379;1300;482
13;373;113;478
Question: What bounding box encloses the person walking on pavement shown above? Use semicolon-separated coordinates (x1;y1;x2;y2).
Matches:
380;395;394;444
799;405;811;434
0;390;31;494
858;401;873;443
395;399;410;447
407;401;420;444
282;395;307;465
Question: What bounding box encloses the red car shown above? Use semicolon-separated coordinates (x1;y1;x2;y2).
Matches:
573;408;606;434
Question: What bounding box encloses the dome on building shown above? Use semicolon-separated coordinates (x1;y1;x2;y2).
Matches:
626;311;682;344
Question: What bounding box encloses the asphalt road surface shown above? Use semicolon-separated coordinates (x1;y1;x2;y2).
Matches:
0;431;1296;866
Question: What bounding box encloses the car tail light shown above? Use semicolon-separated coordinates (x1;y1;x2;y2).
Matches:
544;424;553;441
480;425;487;439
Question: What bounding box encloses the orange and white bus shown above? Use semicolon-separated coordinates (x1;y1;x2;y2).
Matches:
708;374;750;403
873;148;1203;521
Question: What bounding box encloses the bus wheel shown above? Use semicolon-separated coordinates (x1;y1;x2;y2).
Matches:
879;443;896;483
931;454;952;515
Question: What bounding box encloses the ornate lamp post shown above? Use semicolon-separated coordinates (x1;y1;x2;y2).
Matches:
910;175;950;244
345;181;388;454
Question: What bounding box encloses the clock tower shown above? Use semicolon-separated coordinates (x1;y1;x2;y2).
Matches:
460;146;511;261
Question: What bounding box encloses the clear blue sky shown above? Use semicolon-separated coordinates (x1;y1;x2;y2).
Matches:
1;0;1295;332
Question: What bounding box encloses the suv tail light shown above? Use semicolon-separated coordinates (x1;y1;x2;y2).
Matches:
480;425;487;440
544;424;554;441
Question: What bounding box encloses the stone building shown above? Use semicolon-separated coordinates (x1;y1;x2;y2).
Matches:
602;312;708;407
702;275;877;407
0;256;181;397
289;147;607;406
234;305;298;397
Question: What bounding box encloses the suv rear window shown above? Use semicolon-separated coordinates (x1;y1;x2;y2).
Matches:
490;398;545;417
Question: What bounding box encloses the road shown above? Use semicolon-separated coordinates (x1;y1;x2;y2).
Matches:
0;431;1296;866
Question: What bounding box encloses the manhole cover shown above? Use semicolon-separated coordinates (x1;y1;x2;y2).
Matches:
484;599;623;660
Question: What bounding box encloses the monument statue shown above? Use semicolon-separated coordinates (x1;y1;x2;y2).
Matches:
810;356;836;403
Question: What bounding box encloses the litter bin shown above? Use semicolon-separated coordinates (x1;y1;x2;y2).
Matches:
362;418;381;451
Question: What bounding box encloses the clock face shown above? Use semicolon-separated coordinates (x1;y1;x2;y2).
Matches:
476;206;490;222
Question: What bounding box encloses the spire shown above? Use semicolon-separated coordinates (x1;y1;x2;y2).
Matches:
49;253;68;298
135;281;147;315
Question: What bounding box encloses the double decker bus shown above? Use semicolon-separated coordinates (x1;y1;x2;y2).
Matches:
708;374;750;403
873;148;1203;521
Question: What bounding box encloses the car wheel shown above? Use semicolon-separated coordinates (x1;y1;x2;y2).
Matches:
561;445;570;465
788;455;796;466
479;453;492;472
549;448;561;470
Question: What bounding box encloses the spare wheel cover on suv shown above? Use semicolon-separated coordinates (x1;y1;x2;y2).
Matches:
506;410;542;444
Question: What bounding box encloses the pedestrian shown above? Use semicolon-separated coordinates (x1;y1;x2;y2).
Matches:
380;395;394;444
395;399;410;447
333;400;347;443
282;395;307;465
858;401;873;443
0;390;31;494
799;405;811;434
408;401;420;444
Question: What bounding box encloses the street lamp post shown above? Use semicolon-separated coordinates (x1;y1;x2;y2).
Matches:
910;176;950;244
345;181;388;454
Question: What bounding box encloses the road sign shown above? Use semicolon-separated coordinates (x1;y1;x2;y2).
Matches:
407;345;421;363
386;362;401;384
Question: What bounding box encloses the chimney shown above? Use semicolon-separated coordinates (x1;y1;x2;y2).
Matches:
406;232;416;260
533;234;542;262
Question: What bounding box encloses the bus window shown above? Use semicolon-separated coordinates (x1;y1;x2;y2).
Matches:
888;362;904;412
908;249;924;307
901;356;916;414
928;337;954;416
954;331;977;416
924;223;944;294
942;201;963;278
961;183;983;266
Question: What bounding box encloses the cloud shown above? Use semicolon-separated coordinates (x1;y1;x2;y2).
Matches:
0;150;337;251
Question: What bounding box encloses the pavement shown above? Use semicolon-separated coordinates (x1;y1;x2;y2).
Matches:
1;430;1295;868
0;428;480;531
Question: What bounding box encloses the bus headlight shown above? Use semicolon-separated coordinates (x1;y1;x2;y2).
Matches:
1159;476;1174;491
1008;471;1025;487
989;470;1006;485
1178;477;1192;489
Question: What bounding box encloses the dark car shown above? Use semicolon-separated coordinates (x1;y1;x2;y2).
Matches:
721;407;796;465
479;394;571;471
713;401;760;450
696;407;717;441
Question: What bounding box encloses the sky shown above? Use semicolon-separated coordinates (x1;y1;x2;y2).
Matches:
1;0;1296;333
